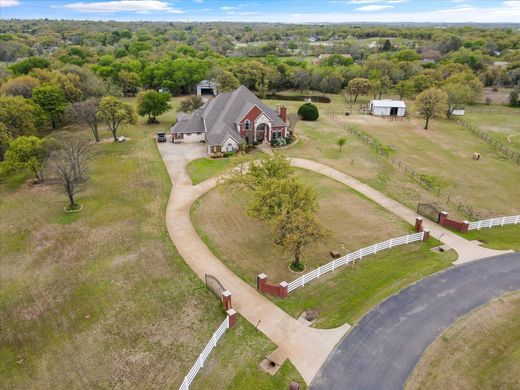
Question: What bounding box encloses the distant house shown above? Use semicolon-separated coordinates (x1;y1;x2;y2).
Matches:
369;100;406;117
171;85;288;156
312;53;352;65
196;80;218;96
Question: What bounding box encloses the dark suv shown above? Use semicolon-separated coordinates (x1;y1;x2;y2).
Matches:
157;132;167;143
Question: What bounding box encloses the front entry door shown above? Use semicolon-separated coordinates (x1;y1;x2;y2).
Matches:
257;130;265;142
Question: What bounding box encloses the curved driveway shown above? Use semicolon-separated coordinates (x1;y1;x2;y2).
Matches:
311;252;520;390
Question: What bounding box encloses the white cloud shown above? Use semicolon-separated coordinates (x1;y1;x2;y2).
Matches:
226;11;258;15
1;0;21;7
193;0;203;3
348;0;379;3
62;0;183;13
220;6;237;10
357;4;394;11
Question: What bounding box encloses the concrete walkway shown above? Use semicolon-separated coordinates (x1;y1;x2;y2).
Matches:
158;143;350;385
289;158;512;264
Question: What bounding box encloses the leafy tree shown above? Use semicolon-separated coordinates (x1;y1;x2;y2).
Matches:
393;49;420;62
410;74;437;93
178;95;204;114
442;81;481;118
96;96;137;141
288;41;298;52
347;78;370;102
297;102;319;121
4;135;53;182
67;97;101;142
337;137;346;151
0;96;46;138
216;70;240;92
119;69;140;94
9;57;50;75
0;75;40;98
294;69;311;94
137;90;171;123
415;88;448;130
31;85;67;129
324;54;353;67
395;80;414;100
273;208;324;271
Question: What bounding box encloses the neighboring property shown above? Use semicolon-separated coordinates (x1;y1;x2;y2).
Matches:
171;85;288;156
369;100;406;117
312;53;352;65
196;80;218;96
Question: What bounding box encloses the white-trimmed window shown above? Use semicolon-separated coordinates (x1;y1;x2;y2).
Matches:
244;120;251;130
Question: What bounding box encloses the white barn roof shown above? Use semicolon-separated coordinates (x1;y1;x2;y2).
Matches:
370;100;406;108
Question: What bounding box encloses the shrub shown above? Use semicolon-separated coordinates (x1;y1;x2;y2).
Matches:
297;103;319;121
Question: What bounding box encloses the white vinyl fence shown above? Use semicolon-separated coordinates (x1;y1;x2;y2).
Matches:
287;231;425;293
179;316;229;390
468;215;520;231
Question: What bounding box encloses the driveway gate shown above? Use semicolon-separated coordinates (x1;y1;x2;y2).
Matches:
417;203;441;223
205;274;226;297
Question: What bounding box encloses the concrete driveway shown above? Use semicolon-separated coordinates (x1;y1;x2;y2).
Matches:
310;252;520;390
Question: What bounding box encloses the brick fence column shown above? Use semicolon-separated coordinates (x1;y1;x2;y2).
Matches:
461;221;469;233
439;211;448;225
226;308;237;329
257;273;267;292
221;290;232;311
415;217;423;232
279;281;288;299
422;229;430;241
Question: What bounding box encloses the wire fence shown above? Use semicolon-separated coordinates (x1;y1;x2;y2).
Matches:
454;118;520;164
463;107;520;115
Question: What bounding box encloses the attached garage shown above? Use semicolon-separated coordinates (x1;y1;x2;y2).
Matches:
196;80;217;96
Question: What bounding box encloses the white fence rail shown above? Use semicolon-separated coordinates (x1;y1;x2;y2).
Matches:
287;231;425;293
468;215;520;231
179;316;229;390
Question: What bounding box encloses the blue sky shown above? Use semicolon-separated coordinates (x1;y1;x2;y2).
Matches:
1;0;520;23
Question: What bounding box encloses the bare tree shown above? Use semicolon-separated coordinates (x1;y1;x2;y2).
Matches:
51;133;92;208
287;113;300;136
67;97;101;142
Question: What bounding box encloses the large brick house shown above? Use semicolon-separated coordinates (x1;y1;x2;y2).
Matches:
171;85;287;156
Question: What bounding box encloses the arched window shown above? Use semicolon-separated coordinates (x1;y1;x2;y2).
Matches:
244;120;250;130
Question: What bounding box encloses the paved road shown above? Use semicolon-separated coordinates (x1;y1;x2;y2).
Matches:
311;252;520;390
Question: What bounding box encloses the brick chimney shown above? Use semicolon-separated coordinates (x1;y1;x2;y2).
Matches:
279;106;287;122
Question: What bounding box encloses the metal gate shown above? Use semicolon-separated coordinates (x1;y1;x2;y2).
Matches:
417;203;441;222
205;274;226;297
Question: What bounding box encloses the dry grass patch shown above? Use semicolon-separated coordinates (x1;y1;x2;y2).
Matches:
406;291;520;390
191;168;410;285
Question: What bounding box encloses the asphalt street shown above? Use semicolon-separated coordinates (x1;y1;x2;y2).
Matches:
310;252;520;390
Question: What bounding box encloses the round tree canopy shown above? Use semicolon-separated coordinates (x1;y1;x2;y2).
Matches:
297;102;319;121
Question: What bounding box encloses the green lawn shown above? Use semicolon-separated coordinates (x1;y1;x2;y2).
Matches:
187;157;235;185
192;317;306;390
275;239;456;328
462;225;520;251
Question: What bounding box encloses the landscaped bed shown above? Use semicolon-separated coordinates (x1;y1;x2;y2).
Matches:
191;168;411;285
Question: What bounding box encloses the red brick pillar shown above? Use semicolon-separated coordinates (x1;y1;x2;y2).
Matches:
226;308;237;329
279;281;288;299
221;290;232;311
461;221;469;233
422;229;430;241
415;217;423;232
439;211;448;226
257;273;267;292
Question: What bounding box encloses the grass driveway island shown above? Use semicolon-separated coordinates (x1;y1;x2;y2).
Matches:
191;168;410;285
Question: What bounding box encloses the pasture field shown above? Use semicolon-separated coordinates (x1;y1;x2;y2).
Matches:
191;168;410;285
406;292;520;390
271;100;519;221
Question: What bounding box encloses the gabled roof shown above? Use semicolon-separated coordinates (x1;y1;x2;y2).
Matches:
370;99;406;108
171;85;287;146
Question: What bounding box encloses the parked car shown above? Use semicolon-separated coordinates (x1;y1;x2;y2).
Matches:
157;132;167;142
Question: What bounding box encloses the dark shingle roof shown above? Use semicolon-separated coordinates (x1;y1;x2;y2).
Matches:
170;85;287;146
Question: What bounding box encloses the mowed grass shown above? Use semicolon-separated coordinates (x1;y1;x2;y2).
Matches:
406;291;520;390
462;224;520;251
191;168;410;285
192;317;306;390
275;239;455;328
0;118;227;388
0;105;303;389
187;158;235;185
